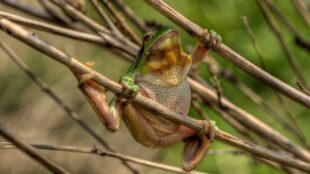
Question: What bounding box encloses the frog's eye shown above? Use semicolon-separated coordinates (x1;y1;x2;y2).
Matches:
143;32;153;43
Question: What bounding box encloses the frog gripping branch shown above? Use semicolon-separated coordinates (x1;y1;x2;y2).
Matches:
75;27;218;172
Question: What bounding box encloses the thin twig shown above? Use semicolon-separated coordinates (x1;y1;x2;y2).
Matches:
241;16;266;70
1;141;294;173
291;0;310;28
264;0;310;53
38;0;75;26
0;0;57;21
89;0;123;37
1;19;310;172
256;0;308;89
0;11;133;60
48;0;138;57
112;0;148;32
99;0;141;45
0;142;207;174
142;0;310;108
297;82;310;96
0;123;71;174
0;41;140;174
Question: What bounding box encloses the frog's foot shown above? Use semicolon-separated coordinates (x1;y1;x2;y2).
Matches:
78;73;95;87
74;61;96;87
202;29;222;51
182;120;217;172
200;120;217;142
119;75;139;105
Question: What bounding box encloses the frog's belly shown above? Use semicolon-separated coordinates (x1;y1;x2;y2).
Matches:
122;80;191;147
138;79;191;115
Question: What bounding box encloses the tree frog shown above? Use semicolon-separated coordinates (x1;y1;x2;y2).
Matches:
113;26;217;171
76;26;216;171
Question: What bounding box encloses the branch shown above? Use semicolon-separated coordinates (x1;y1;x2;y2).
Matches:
142;0;310;108
0;123;70;174
0;142;207;174
48;0;139;57
0;0;56;21
291;0;310;28
1;18;310;173
264;0;310;53
99;0;141;44
0;11;133;60
112;0;149;32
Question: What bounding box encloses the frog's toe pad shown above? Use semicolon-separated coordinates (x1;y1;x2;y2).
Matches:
202;29;222;50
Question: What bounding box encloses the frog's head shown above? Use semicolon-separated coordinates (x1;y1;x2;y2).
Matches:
136;26;191;85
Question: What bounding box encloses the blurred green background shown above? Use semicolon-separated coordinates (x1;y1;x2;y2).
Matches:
0;0;310;173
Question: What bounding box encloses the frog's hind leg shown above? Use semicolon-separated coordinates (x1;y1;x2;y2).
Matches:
155;125;197;147
71;62;120;132
122;104;162;147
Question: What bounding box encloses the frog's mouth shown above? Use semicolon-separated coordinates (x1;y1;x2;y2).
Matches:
149;31;180;52
147;30;182;70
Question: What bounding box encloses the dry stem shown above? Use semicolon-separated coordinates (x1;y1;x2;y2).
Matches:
0;142;207;174
0;123;70;174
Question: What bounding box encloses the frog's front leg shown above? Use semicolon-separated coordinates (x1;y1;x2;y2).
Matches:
106;71;141;131
191;29;222;66
118;72;140;104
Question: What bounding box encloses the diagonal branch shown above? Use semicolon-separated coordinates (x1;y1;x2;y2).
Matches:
0;0;57;21
0;123;70;174
264;0;310;53
112;0;149;32
291;0;310;28
0;11;133;60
